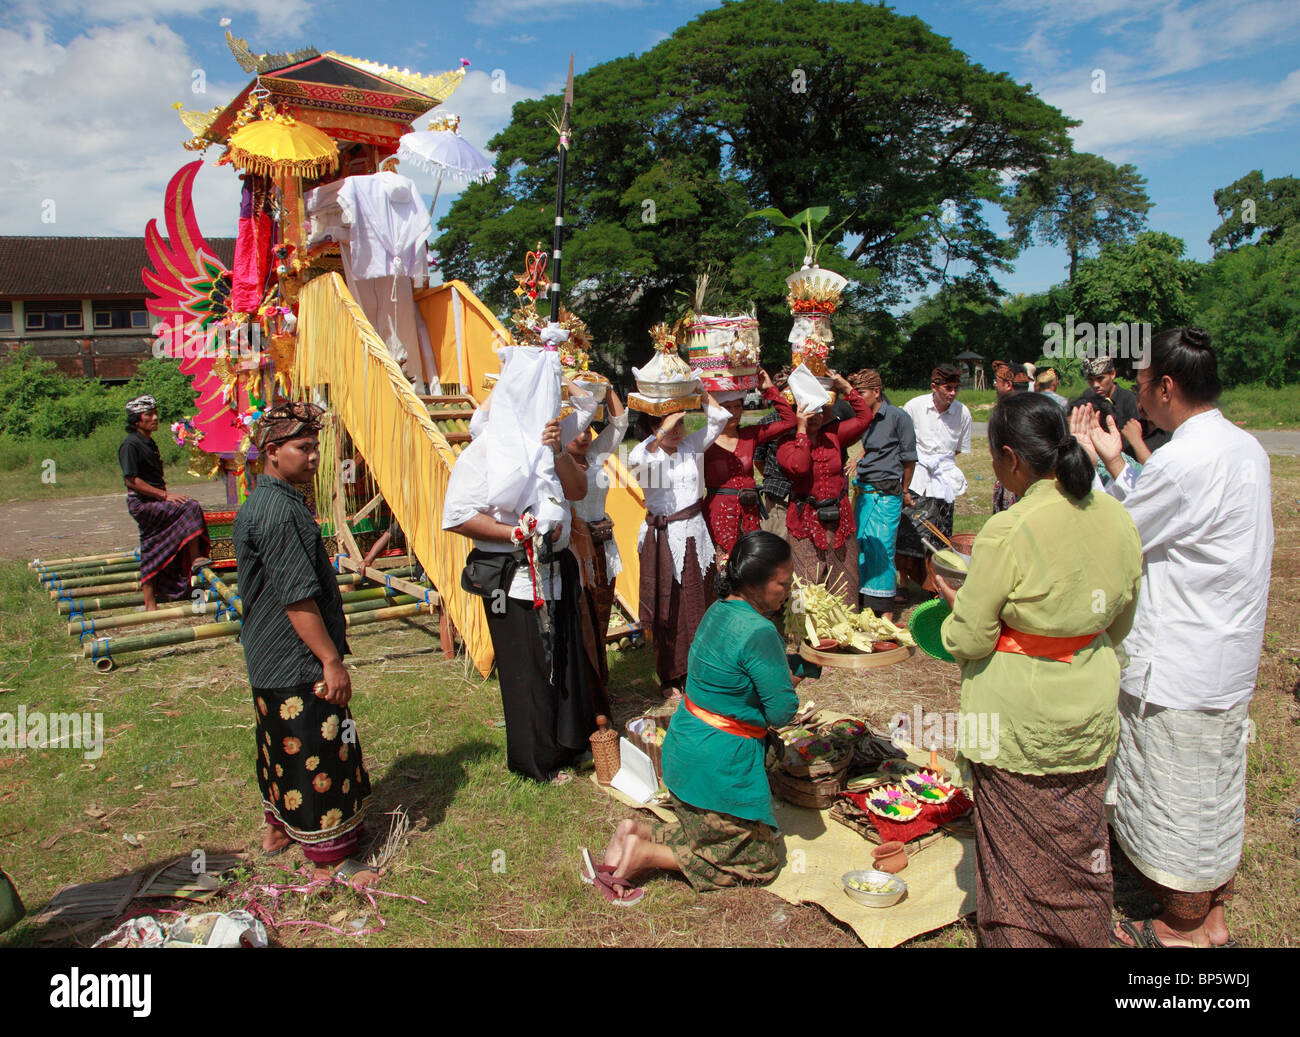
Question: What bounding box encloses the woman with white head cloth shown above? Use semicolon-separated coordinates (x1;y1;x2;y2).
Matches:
442;338;602;785
702;367;795;562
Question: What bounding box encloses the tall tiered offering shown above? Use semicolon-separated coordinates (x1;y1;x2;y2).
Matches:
787;265;848;387
628;324;701;416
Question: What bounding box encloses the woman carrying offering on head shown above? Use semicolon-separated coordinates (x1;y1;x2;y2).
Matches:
932;392;1142;947
629;391;731;699
776;370;873;609
703;367;795;562
118;395;210;610
593;532;799;903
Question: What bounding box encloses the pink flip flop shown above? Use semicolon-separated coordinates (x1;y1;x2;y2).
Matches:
592;869;645;907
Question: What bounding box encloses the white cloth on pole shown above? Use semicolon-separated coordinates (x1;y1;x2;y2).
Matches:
334;171;431;281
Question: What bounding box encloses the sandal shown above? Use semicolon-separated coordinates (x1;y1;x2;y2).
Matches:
1113;918;1201;948
591;869;645;907
333;858;382;885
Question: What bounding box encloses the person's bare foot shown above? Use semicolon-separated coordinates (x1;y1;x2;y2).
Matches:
602;819;639;870
1204;905;1234;946
316;861;383;888
261;825;292;854
611;833;679;882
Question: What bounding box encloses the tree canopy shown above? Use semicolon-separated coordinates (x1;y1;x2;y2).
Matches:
435;0;1074;373
1209;170;1300;253
1004;151;1151;282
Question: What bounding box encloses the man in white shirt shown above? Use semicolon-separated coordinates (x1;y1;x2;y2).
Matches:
1074;327;1272;949
895;364;971;597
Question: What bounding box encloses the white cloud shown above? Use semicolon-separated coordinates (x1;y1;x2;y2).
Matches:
0;20;243;237
3;0;314;38
466;0;645;27
506;34;538;45
1045;69;1300;158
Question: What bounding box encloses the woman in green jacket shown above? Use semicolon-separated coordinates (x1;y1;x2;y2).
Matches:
595;532;799;903
934;392;1142;947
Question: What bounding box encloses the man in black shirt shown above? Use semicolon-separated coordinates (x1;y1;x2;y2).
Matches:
1067;355;1168;459
117;395;209;609
232;402;377;887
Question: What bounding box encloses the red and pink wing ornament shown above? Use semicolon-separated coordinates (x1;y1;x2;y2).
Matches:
142;160;251;457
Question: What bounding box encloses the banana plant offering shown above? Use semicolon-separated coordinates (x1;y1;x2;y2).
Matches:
785;575;915;650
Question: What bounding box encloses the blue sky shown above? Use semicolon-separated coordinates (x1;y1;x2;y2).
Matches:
1;0;1296;303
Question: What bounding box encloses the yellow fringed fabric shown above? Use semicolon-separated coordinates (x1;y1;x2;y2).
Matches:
294;273;494;676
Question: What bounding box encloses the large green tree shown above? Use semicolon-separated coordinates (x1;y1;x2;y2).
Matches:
1209;170;1300;253
1193;226;1300;386
1004;151;1151;282
435;0;1073;373
1069;231;1199;336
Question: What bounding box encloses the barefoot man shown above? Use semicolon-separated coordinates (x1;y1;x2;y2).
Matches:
233;402;378;886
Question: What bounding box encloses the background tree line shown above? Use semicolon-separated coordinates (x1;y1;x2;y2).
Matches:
435;0;1298;390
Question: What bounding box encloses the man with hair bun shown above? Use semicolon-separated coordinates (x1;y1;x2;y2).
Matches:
1074;327;1273;949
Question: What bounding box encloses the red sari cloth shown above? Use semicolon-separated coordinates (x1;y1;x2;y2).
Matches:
703;388;795;554
777;390;874;550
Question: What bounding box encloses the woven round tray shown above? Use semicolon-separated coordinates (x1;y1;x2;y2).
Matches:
798;641;914;670
908;599;955;663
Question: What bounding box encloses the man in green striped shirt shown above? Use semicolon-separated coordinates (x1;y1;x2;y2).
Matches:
233;402;377;886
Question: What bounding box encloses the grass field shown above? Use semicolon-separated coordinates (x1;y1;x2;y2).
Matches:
2;448;1297;948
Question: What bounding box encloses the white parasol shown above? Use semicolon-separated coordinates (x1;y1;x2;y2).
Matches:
396;113;495;215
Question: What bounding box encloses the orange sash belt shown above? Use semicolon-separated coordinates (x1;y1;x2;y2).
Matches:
683;696;767;740
995;624;1101;663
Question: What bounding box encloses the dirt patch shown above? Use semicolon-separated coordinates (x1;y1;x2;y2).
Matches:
0;482;230;563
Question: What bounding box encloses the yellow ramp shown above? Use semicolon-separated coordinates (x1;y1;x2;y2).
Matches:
296;273;494;675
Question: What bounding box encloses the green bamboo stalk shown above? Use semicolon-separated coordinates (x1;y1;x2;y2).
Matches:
50;579;141;599
84;597;430;668
41;561;143;585
31;549;136;571
57;566;421;616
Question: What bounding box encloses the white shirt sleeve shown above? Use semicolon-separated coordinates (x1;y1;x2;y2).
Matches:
441;449;488;529
682;404;731;455
959;406;972;454
1107;458;1193;555
589;410;628;465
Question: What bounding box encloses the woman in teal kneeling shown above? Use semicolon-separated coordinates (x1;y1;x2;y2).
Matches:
599;531;799;900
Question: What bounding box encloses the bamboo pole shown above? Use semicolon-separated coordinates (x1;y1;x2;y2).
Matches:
31;549;137;571
51;579;141;599
332;555;440;608
84;596;431;669
41;561;143;586
57;566;420;615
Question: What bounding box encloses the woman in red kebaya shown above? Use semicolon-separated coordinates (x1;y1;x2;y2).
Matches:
777;370;874;608
703;368;795;562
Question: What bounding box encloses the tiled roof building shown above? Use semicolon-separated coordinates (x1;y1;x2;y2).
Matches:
0;236;236;381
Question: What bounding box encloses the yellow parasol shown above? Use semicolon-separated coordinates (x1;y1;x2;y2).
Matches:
226;104;339;180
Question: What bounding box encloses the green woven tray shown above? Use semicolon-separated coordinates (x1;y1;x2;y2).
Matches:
909;598;955;663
